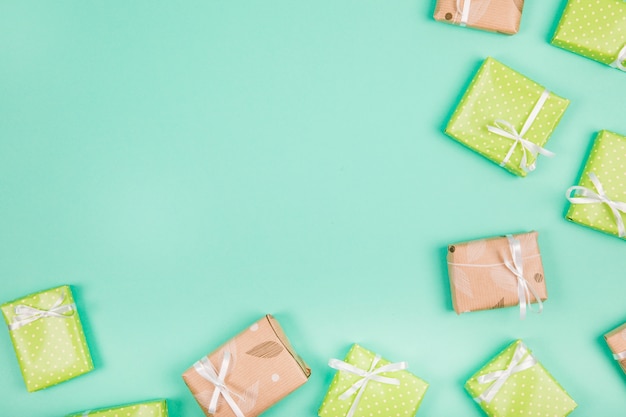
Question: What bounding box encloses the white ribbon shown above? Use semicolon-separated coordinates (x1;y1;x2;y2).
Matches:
193;350;245;417
474;342;537;404
503;235;544;320
329;355;407;417
610;45;626;71
614;351;626;361
566;172;626;238
8;292;75;331
455;0;472;26
487;89;555;173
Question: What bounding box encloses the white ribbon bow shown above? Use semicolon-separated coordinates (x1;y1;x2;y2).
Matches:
566;172;626;238
8;292;75;331
487;89;555;173
329;354;407;417
614;351;626;361
455;0;472;26
474;342;537;404
503;235;544;320
610;45;626;71
193;350;245;417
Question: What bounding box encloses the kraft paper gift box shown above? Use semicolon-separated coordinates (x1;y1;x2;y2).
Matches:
566;130;626;240
552;0;626;72
445;57;569;177
434;0;524;35
466;340;577;417
605;323;626;374
66;400;168;417
182;314;311;417
1;285;94;392
447;232;547;317
318;344;429;417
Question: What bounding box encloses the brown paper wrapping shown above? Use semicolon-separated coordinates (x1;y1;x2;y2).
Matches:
447;231;547;314
605;323;626;374
434;0;524;35
182;315;311;417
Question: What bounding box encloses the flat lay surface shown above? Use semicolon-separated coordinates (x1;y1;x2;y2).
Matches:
0;1;625;415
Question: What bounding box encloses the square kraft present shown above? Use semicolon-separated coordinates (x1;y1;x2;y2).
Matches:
1;285;94;392
182;315;311;417
466;340;577;417
66;400;168;417
445;57;569;177
434;0;524;35
566;130;626;240
447;232;547;317
552;0;626;71
318;344;428;417
604;323;626;374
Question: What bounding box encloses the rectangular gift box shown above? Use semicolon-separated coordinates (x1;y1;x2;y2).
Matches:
447;232;547;314
552;0;626;71
466;340;577;417
66;400;168;417
605;323;626;374
445;57;569;177
1;285;94;392
319;344;428;417
434;0;524;35
182;315;311;417
566;130;626;240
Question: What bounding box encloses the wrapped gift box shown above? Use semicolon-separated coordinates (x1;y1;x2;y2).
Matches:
566;130;626;240
1;285;94;392
605;323;626;374
434;0;524;35
66;400;168;417
552;0;626;71
445;57;569;177
466;340;577;417
447;232;547;317
182;315;311;417
319;344;428;417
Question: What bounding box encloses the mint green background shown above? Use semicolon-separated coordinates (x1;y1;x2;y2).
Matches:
0;1;625;415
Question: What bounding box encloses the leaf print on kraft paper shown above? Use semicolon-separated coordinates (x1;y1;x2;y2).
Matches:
451;266;473;298
238;381;260;413
491;298;505;309
489;265;517;293
246;341;284;358
466;239;487;262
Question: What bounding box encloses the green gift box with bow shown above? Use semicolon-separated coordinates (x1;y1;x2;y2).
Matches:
318;344;429;417
66;400;168;417
552;0;626;71
466;340;577;417
566;130;626;240
445;57;570;177
1;285;94;392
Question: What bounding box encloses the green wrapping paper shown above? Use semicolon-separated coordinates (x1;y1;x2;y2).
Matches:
318;344;428;417
566;130;626;240
66;400;168;417
1;285;93;392
445;57;569;177
466;340;577;417
552;0;626;71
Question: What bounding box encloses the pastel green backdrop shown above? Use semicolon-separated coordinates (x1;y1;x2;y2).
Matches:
0;0;624;415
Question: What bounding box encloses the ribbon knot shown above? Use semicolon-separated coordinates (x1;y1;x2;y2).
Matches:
566;172;626;238
610;45;626;71
503;235;544;320
193;350;245;417
487;89;555;173
8;292;75;331
329;353;407;417
474;342;537;404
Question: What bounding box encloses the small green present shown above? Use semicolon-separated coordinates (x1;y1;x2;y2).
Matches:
566;130;626;240
466;340;577;417
552;0;626;71
318;344;428;417
66;400;168;417
445;57;569;177
1;285;94;392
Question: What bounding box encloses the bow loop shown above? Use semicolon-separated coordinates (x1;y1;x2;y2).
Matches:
8;291;75;331
610;45;626;71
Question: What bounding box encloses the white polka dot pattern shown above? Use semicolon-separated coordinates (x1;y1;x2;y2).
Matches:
552;0;626;69
445;58;570;177
67;400;168;417
0;285;94;392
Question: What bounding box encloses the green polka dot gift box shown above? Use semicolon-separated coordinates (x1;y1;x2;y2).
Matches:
1;285;94;392
66;400;168;417
552;0;626;72
445;57;570;177
318;344;429;417
465;340;577;417
565;130;626;240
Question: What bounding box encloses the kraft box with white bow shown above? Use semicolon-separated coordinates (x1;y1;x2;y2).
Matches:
604;323;626;375
66;400;168;417
433;0;524;35
444;57;570;177
0;285;94;392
